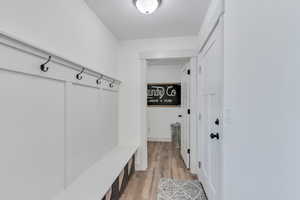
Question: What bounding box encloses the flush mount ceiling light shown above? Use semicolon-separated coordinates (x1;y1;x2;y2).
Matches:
134;0;162;15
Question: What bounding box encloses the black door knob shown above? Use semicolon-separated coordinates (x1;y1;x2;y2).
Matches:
210;133;220;140
215;118;220;125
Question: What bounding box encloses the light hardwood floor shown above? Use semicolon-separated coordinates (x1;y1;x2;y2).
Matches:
120;142;197;200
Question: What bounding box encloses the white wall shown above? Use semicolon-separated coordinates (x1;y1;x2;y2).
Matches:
199;0;300;200
66;85;119;185
0;1;121;199
223;0;300;199
0;38;120;200
147;65;182;142
0;0;119;77
0;70;65;200
117;36;199;169
147;65;182;83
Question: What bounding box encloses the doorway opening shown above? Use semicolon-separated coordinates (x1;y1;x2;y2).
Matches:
121;53;200;199
137;34;224;200
146;57;191;169
137;50;198;175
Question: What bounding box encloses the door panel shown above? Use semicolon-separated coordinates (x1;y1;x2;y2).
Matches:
197;19;223;200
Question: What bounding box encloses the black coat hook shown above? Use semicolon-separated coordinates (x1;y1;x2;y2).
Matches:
96;75;103;85
76;67;85;80
109;80;115;88
40;56;51;72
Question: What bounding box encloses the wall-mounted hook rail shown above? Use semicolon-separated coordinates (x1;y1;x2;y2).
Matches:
40;56;51;72
76;67;85;80
96;75;103;85
0;32;122;87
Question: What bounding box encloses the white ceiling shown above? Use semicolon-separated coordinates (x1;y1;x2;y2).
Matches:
85;0;211;40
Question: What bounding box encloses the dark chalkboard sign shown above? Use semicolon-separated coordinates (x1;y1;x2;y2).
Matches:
147;83;181;106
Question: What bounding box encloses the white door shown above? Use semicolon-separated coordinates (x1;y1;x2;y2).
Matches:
181;66;191;168
197;19;223;200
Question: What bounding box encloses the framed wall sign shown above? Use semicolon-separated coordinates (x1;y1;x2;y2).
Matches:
147;83;181;106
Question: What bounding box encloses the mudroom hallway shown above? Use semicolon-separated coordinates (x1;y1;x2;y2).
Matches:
120;142;205;200
1;0;299;200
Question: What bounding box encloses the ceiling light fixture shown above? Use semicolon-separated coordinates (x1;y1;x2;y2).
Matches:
134;0;161;15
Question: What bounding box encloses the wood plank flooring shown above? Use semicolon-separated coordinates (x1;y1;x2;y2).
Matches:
120;142;197;200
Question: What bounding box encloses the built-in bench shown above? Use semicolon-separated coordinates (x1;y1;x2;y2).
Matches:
53;145;138;200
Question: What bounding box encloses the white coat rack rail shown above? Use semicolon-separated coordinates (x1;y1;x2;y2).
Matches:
0;31;121;89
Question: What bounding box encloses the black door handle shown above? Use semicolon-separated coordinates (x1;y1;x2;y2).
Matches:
215;118;220;125
178;115;182;118
210;133;220;140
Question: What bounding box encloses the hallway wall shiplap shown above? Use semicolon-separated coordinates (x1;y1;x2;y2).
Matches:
0;34;119;200
0;70;65;200
0;0;119;77
66;84;119;185
0;0;121;197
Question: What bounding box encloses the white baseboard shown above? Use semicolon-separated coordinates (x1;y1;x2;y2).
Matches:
198;167;212;200
135;163;147;171
147;137;172;142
